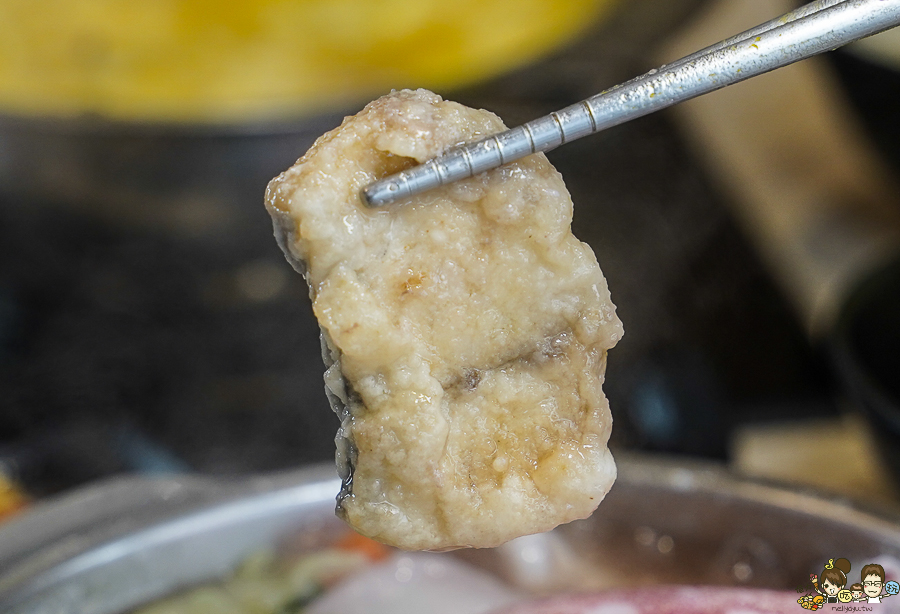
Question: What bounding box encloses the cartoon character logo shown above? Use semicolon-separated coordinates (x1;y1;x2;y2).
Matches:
800;559;898;608
811;558;851;604
797;594;824;610
860;563;899;604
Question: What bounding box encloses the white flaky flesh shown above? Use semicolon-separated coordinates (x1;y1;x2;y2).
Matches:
265;89;623;551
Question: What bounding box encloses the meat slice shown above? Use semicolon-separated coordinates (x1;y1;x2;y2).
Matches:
265;89;623;550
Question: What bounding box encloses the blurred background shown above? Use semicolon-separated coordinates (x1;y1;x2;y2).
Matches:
1;0;899;518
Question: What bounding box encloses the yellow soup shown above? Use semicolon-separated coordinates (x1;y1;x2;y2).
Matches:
0;0;616;123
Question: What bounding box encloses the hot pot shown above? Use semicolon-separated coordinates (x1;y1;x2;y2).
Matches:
1;455;899;613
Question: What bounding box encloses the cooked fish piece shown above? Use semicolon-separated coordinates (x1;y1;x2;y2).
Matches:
265;89;623;551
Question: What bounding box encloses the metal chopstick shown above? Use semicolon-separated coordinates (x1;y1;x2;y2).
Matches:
362;0;900;207
665;0;847;71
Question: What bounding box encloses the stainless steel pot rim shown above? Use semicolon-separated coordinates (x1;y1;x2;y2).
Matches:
2;454;900;578
2;454;899;613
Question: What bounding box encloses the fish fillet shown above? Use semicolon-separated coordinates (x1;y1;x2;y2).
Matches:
265;89;623;550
